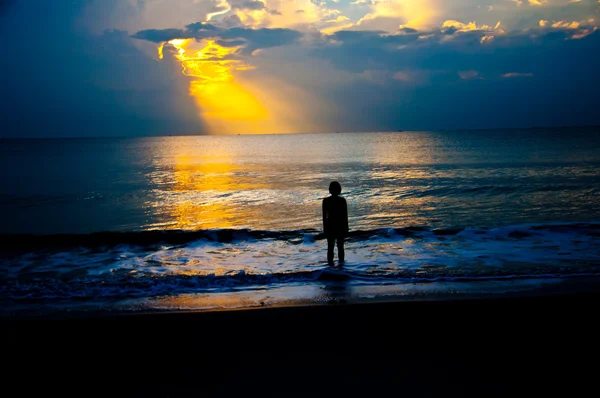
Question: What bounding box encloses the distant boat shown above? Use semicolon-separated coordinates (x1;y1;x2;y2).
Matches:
396;129;404;132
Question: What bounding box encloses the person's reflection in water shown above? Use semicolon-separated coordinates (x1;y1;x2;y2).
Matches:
322;181;349;266
322;275;351;304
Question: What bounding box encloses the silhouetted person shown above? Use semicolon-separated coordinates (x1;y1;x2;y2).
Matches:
323;181;348;266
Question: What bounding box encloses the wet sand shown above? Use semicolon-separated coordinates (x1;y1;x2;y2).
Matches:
4;289;599;396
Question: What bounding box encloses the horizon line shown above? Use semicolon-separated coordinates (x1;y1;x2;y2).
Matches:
2;124;600;140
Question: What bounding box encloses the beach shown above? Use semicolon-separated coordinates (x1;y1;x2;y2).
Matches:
5;288;599;396
2;131;600;396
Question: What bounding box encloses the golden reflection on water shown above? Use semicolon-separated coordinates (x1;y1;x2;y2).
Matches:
144;131;504;232
145;137;275;230
169;156;267;230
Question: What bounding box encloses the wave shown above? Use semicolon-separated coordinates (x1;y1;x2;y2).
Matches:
1;222;600;303
2;269;599;303
395;185;598;200
2;222;599;251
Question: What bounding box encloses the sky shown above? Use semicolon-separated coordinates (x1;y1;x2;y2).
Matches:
1;0;599;137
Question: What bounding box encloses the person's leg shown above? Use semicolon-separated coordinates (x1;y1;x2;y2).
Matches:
327;236;335;265
337;236;345;264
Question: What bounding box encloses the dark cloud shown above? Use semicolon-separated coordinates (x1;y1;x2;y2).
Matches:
0;0;203;138
223;0;281;16
186;22;222;34
331;29;420;46
331;30;388;42
133;22;302;55
441;26;459;35
131;28;187;42
215;39;247;48
313;30;420;72
222;27;302;53
132;23;221;42
398;27;418;34
308;26;600;129
315;25;600;75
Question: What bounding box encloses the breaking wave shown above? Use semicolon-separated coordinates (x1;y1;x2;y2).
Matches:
1;222;600;304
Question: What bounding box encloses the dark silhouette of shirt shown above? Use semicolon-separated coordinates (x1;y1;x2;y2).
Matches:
322;195;349;237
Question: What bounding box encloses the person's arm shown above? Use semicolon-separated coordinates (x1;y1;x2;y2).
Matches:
322;199;327;233
343;198;349;236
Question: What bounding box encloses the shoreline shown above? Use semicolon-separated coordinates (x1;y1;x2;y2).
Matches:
6;286;599;346
3;275;600;320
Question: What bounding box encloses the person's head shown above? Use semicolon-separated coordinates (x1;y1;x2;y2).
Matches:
329;181;342;196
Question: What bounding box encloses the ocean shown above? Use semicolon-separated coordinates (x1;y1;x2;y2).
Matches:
2;129;600;316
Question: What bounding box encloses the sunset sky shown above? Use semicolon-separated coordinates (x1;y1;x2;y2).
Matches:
1;0;599;137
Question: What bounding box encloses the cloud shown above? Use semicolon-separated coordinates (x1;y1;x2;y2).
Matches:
304;18;600;128
539;17;599;39
326;15;351;24
0;0;203;137
130;28;189;42
441;20;498;34
232;1;266;11
459;70;481;80
3;0;600;136
133;22;302;55
313;17;600;74
552;20;581;28
223;27;303;53
502;72;534;78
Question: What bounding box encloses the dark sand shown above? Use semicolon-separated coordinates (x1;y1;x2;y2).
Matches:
4;290;600;397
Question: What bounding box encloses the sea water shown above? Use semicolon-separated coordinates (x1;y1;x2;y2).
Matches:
1;129;600;315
